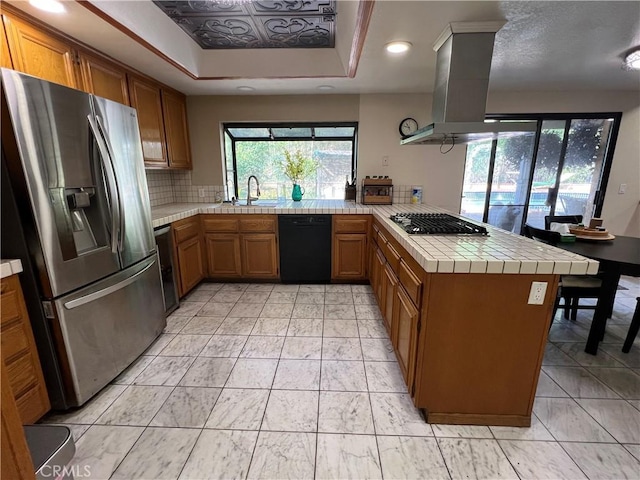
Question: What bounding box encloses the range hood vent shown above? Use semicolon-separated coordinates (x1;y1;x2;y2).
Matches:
402;21;536;146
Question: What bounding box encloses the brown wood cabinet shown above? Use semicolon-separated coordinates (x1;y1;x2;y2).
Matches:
393;285;419;390
79;52;129;104
241;234;278;278
172;217;205;297
0;275;50;424
128;75;167;167
332;215;369;281
1;20;12;68
205;233;242;278
373;248;385;303
162;90;191;169
3;14;78;89
381;262;398;335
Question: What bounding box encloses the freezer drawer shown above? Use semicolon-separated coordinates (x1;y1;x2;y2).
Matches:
53;255;165;406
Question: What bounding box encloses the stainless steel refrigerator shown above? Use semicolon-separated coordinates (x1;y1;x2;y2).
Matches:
1;69;165;408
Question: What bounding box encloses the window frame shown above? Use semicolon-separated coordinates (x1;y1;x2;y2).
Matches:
223;122;358;200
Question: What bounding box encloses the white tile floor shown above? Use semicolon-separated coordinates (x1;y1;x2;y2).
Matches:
43;278;640;479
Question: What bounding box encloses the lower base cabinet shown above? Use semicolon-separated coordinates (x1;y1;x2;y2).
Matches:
206;233;241;278
241;234;278;278
393;285;419;390
381;263;398;335
176;235;205;295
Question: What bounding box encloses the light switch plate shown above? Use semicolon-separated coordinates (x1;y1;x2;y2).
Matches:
528;281;548;305
619;183;627;194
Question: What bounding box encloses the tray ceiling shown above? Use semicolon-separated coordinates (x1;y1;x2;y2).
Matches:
152;0;336;49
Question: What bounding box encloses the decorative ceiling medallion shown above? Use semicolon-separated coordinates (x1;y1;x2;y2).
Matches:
153;0;336;49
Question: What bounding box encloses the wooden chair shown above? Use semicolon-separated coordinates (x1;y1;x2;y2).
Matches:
545;215;583;230
622;298;640;353
524;224;602;321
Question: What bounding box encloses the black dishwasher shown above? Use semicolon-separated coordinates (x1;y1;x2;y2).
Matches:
278;215;332;283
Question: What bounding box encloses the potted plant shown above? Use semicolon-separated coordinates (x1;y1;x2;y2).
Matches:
282;150;317;201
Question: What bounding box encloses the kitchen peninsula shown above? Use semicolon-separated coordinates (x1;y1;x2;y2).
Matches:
152;201;596;427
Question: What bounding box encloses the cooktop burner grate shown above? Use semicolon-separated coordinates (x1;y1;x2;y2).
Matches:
390;213;489;235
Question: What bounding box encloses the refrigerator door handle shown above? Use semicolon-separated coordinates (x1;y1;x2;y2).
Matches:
87;114;120;254
63;259;155;309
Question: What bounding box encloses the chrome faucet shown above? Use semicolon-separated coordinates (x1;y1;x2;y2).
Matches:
247;175;261;206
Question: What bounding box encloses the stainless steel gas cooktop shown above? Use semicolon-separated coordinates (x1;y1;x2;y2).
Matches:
390;213;489;236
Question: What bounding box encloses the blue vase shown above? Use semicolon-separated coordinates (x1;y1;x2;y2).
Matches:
291;183;304;201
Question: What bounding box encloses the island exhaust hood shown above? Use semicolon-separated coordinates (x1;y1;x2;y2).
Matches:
401;21;536;146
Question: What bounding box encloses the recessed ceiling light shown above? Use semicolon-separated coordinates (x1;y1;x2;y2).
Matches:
29;0;66;13
385;41;412;54
623;49;640;71
317;85;335;91
237;86;255;92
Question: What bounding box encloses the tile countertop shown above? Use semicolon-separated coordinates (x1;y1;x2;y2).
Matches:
1;259;23;279
151;202;598;275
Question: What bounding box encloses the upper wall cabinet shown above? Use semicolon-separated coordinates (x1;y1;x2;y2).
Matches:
3;15;78;89
127;75;168;168
162;90;192;169
79;52;129;105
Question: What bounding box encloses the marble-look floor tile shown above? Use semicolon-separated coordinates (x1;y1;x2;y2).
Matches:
273;360;321;390
262;390;319;432
318;391;374;434
629;399;640;411
542;342;579;366
361;338;396;361
322;338;362;360
324;292;354;304
47;424;90;443
229;302;265;317
179;429;258;480
355;304;383;320
292;303;324;319
267;292;297;303
323;304;356;320
325;284;352;293
200;335;247;357
220;283;248;292
251;317;290;336
286;318;323;337
184;290;214;302
323;320;359;338
248;432;315;480
239;335;285;358
179;357;236;387
70;425;144;480
315;433;382;480
600;343;640;368
299;284;325;292
212;290;243;303
561;442;640;480
353;293;377;305
548;324;587;342
321;360;368;391
144;333;176;355
577;398;640;443
181;316;224;335
111;427;200;479
216;317;258;335
198;302;234;317
370;393;433;436
490;413;554;441
432;424;493;438
205;388;269;430
536;371;569;397
438;438;518;479
272;284;299;292
192;282;223;293
95;385;173;426
245;283;274;292
378;436;449;480
358;319;388;338
113;356;154;385
239;291;270;303
158;334;211;356
352;285;374;293
624;444;640;462
543;366;619;398
296;292;325;304
588;367;640;399
533;397;615;442
226;358;278;388
556;342;624;367
261;303;295;318
133;356;194;386
43;385;126;425
150;387;221;427
171;301;205;317
365;361;407;392
281;336;322;359
499;440;587;479
164;314;191;333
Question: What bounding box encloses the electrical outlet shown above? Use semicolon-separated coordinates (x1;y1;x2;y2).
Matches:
198;188;206;198
382;155;389;166
527;281;548;305
619;183;627;194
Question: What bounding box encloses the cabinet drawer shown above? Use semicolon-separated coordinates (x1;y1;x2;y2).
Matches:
173;218;200;243
202;216;239;233
334;215;369;234
399;260;422;307
372;225;380;245
0;289;21;326
382;242;401;273
239;216;276;233
377;231;388;247
1;321;30;362
7;353;37;396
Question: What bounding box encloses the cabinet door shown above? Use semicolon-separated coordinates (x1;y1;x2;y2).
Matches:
373;248;385;304
176;236;205;295
393;286;419;389
1;19;12;68
332;234;367;280
162;90;191;169
79;52;129;104
241;234;278;278
381;263;398;335
205;234;241;278
3;15;78;88
127;75;168;167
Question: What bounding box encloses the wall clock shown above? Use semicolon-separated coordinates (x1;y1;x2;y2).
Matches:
399;117;419;138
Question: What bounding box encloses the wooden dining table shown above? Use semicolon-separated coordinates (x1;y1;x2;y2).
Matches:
554;235;640;354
